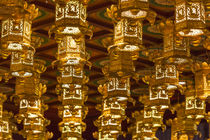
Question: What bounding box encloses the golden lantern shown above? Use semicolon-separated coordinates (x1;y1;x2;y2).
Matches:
54;0;88;28
1;2;38;51
175;0;206;37
194;62;210;100
113;18;143;47
149;85;170;111
143;75;170;111
155;62;179;92
148;50;179;93
57;36;86;62
57;62;87;85
10;47;34;77
106;0;156;54
50;0;92;40
105;77;130;99
138;93;164;140
161;19;191;65
59;84;88;106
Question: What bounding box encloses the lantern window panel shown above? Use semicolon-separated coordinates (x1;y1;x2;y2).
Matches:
152;109;161;118
1;19;9;38
155;65;164;79
158;88;168;99
20;99;28;109
58;42;66;55
63;88;82;100
28;99;40;109
187;3;201;20
149;87;158;100
136;121;143;133
65;1;80;19
63;125;71;133
195;98;204;109
1;121;9;133
108;78;116;91
103;100;109;110
108;118;118;125
186;96;195;110
63;109;73;118
23;50;34;65
62;65;73;77
114;20;123;41
56;4;64;21
124;20;138;37
10;19;23;36
116;78;128;90
23;21;31;40
176;3;186;23
11;52;22;64
80;3;86;22
144;109;152;118
165;65;177;78
110;101;121;110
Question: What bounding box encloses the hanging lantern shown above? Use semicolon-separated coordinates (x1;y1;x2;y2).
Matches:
162;20;191;65
19;95;41;115
57;63;85;85
149;85;170;111
175;0;206;37
1;2;38;51
113;19;143;47
185;96;205;119
194;62;210;100
53;0;89;36
10;48;34;77
1;18;32;48
106;77;130;99
60;84;88;106
155;63;179;90
57;36;86;62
